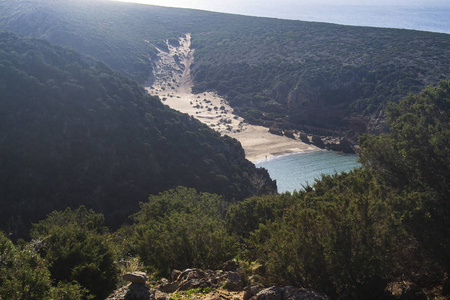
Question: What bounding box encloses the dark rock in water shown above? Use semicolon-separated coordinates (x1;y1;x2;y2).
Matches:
123;272;147;284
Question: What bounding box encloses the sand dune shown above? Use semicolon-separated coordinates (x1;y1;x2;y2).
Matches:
145;34;319;162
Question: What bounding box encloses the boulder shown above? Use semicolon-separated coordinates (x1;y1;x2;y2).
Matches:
222;260;240;272
126;283;153;300
159;281;179;293
254;286;284;300
244;285;263;300
171;269;182;282
177;268;210;291
123;272;147;284
222;272;242;291
105;282;153;300
251;286;329;300
154;290;170;300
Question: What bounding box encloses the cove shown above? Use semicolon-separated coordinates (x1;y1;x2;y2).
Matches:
255;150;361;193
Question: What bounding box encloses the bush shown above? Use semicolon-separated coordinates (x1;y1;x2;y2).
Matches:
246;170;405;299
130;187;237;277
30;206;118;300
0;232;52;300
360;80;450;292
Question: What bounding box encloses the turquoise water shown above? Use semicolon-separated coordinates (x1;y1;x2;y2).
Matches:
256;151;361;193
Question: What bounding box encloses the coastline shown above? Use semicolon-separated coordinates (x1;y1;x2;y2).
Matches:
227;125;319;162
145;33;321;162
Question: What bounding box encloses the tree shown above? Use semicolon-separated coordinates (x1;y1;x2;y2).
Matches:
360;80;450;293
246;170;404;299
30;206;118;300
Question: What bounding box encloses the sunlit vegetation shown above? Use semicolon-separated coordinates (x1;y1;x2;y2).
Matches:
1;0;448;137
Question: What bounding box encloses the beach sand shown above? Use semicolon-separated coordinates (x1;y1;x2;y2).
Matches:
145;34;319;162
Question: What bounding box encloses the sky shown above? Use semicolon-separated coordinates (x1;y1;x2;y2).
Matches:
113;0;450;33
114;0;450;14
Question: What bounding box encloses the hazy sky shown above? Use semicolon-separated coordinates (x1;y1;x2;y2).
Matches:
114;0;449;15
113;0;450;33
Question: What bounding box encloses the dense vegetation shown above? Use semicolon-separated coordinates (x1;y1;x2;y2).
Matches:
0;31;275;237
1;0;449;138
1;81;448;299
129;187;237;277
0;230;90;299
0;1;448;298
30;206;118;299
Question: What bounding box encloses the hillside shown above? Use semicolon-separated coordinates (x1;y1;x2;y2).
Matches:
0;78;448;299
0;0;449;140
0;31;276;236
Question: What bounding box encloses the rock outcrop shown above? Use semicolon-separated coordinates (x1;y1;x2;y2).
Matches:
123;272;148;284
107;263;329;300
245;286;329;300
160;267;243;293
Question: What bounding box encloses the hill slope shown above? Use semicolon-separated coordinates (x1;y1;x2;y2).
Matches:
0;31;276;236
1;0;448;139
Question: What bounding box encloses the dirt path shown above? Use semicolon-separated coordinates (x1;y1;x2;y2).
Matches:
145;34;318;162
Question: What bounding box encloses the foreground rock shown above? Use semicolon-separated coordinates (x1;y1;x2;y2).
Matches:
159;268;242;292
123;272;148;284
245;286;329;300
107;263;329;300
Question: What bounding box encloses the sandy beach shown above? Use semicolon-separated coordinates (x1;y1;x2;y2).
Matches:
145;34;319;162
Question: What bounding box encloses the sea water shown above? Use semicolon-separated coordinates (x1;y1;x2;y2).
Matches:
255;150;361;193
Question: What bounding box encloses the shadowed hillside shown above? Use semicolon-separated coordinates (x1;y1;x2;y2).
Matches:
0;31;276;237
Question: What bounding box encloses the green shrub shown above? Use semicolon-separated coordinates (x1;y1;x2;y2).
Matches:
0;232;52;300
130;187;237;277
246;170;405;299
360;80;450;292
30;206;118;300
50;281;92;300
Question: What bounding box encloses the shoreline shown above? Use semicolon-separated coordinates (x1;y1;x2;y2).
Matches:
251;148;320;164
145;34;321;162
227;125;320;162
